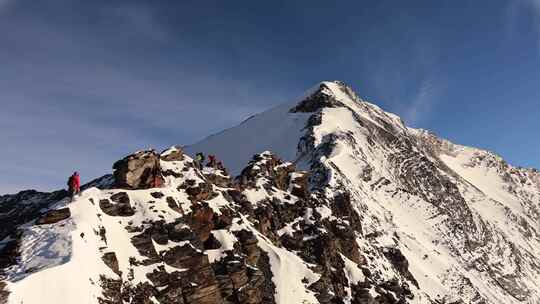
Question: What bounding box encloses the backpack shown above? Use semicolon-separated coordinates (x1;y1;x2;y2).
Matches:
67;176;74;188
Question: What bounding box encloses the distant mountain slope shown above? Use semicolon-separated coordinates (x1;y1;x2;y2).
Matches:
1;81;538;304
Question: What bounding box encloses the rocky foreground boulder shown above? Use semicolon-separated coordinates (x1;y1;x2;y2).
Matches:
113;150;164;190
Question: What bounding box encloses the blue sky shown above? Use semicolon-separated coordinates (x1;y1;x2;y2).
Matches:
1;0;539;193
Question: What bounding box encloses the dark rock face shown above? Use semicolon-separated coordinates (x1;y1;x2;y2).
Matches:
289;171;310;200
237;152;295;191
180;180;215;202
212;253;265;304
185;203;215;242
0;282;9;304
99;192;135;216
232;151;410;304
0;190;67;240
203;173;233;189
102;252;121;276
86;151;299;304
113;150;164;189
151;192;165;199
289;83;343;113
0;189;69;275
382;248;418;288
35;208;71;225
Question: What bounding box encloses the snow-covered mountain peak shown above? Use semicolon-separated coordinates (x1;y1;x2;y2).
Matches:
289;80;359;113
2;82;539;304
187;82;540;303
291;80;406;134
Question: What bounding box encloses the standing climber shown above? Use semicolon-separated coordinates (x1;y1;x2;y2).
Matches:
67;171;81;200
207;154;217;169
195;152;205;170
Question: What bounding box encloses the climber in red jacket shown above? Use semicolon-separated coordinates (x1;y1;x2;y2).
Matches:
68;171;81;200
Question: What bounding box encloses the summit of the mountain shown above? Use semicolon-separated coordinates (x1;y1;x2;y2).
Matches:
289;81;360;112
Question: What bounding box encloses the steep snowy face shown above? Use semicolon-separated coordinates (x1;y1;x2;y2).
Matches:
184;103;312;176
189;81;540;303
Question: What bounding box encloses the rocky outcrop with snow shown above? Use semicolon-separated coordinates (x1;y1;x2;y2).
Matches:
1;81;539;304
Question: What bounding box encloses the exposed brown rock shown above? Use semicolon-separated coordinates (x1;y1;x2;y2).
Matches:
99;192;135;216
289;83;342;113
235;230;260;266
113;150;164;189
102;252;121;276
35;208;71;225
0;282;9;304
150;192;164;199
288;171;310;199
166;196;184;215
186;203;215;242
181;179;215;202
98;275;123;304
204;172;233;188
383;248;418;288
160;146;185;162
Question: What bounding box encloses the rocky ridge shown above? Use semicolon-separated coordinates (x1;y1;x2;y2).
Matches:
1;81;539;304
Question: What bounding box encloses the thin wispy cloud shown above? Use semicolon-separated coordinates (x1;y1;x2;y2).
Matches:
404;78;443;125
367;38;444;126
505;0;540;52
402;40;445;126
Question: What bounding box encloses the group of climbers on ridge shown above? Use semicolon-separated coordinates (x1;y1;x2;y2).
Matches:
195;152;226;173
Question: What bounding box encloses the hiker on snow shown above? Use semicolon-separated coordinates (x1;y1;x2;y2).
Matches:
207;154;217;169
195;152;205;170
68;171;81;200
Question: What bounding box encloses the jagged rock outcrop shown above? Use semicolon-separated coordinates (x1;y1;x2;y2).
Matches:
160;146;185;162
113;150;164;189
0;190;68;240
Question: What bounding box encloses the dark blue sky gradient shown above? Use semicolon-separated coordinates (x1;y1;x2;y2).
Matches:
1;0;539;193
